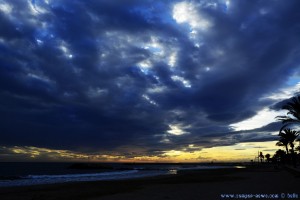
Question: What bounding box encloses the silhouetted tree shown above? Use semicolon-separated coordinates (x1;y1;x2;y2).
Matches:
276;138;289;154
278;128;299;167
279;128;299;154
296;138;300;153
276;96;300;166
265;153;271;163
277;96;300;131
272;149;286;164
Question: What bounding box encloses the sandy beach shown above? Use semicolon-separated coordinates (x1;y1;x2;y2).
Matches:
0;166;299;200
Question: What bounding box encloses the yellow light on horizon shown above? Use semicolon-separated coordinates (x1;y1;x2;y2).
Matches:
2;141;279;162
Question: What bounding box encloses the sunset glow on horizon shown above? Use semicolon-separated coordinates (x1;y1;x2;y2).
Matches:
1;141;279;163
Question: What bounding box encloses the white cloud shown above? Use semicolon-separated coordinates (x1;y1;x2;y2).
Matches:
171;75;192;88
137;60;152;68
167;124;189;135
259;8;269;15
147;86;167;94
0;2;13;14
87;87;108;98
160;137;171;144
230;108;285;131
168;51;177;68
172;2;212;31
140;36;179;69
59;41;73;59
27;72;53;84
225;0;231;9
261;82;300;101
172;1;213;51
143;36;164;56
142;94;158;106
28;0;49;15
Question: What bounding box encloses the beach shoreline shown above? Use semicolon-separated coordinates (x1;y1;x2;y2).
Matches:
0;165;299;200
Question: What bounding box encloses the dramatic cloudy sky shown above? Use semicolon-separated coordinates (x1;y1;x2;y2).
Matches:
1;0;300;162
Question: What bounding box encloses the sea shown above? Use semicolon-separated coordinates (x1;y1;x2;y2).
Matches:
0;162;244;187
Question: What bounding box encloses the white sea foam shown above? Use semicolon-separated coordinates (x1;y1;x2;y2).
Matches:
25;170;139;179
0;170;166;187
0;165;243;187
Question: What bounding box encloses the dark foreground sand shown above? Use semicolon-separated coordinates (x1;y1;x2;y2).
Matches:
0;166;299;200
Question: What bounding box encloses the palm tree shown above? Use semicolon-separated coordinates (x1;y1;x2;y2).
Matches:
276;138;289;154
278;128;299;167
296;145;300;152
278;128;299;154
296;138;300;152
277;96;300;131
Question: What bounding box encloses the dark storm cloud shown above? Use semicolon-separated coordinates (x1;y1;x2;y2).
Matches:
0;0;300;158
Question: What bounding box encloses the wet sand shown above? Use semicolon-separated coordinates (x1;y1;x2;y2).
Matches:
0;166;299;200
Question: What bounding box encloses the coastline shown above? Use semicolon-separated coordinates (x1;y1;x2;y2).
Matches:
0;166;299;200
0;162;245;187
